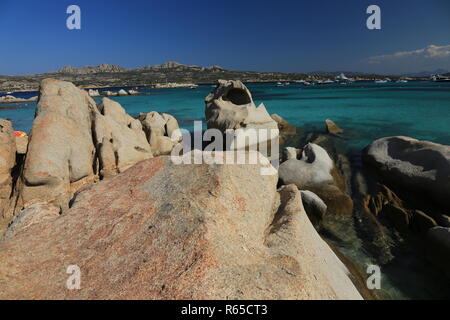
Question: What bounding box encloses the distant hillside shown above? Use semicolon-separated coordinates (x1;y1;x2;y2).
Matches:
403;69;449;77
57;64;127;74
0;62;308;91
0;61;434;92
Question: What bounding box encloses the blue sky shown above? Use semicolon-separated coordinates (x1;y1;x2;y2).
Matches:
0;0;449;75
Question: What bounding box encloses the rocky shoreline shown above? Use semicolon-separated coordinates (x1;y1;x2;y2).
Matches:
0;78;449;299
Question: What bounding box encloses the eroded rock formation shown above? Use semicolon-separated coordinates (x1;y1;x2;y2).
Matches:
279;143;353;215
205;80;278;150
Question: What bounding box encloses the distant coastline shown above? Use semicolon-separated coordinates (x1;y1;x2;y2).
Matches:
2;61;446;93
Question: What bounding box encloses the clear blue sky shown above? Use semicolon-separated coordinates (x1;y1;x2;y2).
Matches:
1;0;449;75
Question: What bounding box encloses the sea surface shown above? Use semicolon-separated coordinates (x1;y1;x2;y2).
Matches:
2;81;450;151
1;80;450;299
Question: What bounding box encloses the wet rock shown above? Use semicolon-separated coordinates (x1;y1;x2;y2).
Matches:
325;119;344;135
436;214;450;228
411;210;437;233
384;203;411;235
363;136;450;209
0;154;361;300
300;190;327;228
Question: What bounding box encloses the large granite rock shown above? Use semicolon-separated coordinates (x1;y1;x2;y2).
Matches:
16;79;98;213
363;136;450;209
0;119;16;233
205;80;278;150
94;98;153;177
138;111;181;156
279;143;353;215
0;153;361;300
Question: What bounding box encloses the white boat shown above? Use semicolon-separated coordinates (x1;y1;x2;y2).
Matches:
322;79;335;84
375;80;388;84
396;79;408;83
431;74;450;82
276;82;284;87
6;92;12;94
335;73;353;83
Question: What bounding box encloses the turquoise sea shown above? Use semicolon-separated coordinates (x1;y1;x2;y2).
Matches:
2;81;450;299
3;81;450;151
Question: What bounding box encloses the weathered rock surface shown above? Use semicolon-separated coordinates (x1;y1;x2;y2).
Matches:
94;98;153;176
0;119;16;233
279;143;353;215
205;80;278;150
363;136;450;209
0;154;362;300
2;202;59;240
15;79;98;214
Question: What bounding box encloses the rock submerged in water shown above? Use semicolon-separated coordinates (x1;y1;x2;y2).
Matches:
279;143;353;216
325;119;344;135
0;153;362;299
363;136;450;209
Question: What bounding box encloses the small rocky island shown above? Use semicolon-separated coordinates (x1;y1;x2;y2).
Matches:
0;79;449;299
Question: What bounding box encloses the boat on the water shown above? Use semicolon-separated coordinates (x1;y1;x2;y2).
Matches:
396;79;408;83
375;79;388;84
335;73;353;84
430;74;450;82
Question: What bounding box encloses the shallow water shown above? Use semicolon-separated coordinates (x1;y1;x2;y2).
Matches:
2;81;450;299
3;81;450;150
